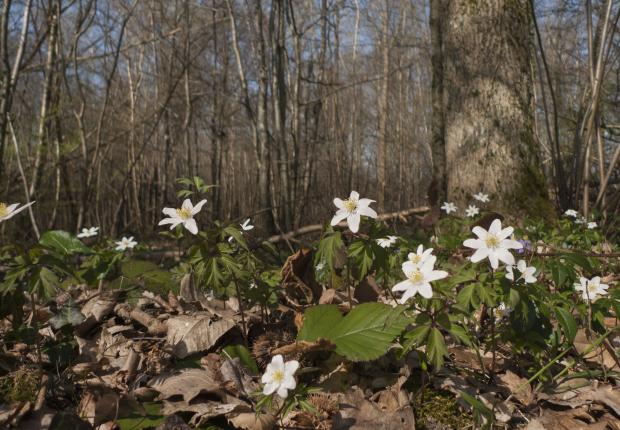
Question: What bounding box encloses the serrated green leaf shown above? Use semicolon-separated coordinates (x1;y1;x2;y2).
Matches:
402;323;431;354
426;327;448;369
326;303;408;361
40;230;90;255
297;305;342;342
456;284;477;310
555;306;577;343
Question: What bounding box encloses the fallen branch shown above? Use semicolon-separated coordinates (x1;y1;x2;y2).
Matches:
266;206;430;244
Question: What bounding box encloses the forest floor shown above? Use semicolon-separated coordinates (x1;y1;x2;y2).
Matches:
1;214;620;430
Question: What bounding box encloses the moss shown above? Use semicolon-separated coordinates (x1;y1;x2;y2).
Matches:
0;367;42;403
416;388;474;430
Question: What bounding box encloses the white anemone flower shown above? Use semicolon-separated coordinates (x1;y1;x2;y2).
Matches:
261;354;299;399
505;260;537;283
473;192;490;203
494;302;511;320
587;222;597;229
77;227;99;238
115;236;137;251
574;276;609;302
463;219;523;270
392;259;449;303
330;191;377;233
465;205;480;218
158;198;207;235
407;244;436;269
240;218;254;231
564;209;578;218
575;217;587;225
376;236;398;248
0;201;35;223
441;202;457;214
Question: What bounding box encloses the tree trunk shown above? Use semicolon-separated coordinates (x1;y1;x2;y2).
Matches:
437;0;551;215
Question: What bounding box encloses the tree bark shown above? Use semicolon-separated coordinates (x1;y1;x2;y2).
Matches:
438;0;551;215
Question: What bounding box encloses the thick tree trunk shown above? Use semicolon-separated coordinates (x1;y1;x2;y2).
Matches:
437;0;551;215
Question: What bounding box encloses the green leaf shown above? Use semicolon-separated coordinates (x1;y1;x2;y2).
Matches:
297;303;407;361
458;391;494;429
38;267;59;299
402;323;431;354
327;303;408;361
447;323;472;346
297;305;342;342
222;344;259;375
116;402;166;430
555;306;577;343
456;284;478;310
316;231;344;272
561;253;593;272
40;230;90;255
426;327;448;369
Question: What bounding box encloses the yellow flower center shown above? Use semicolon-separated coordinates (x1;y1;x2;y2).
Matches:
410;254;421;263
485;234;500;249
587;282;598;294
272;370;284;383
0;203;7;218
408;270;424;283
176;207;192;220
343;198;358;213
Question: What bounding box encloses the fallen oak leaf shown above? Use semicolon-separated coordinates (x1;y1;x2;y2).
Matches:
166;314;235;359
149;368;222;403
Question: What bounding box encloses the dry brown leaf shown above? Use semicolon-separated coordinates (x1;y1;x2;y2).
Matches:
166;314;235;358
220;357;258;395
149;368;222;402
524;407;614;430
78;388;139;426
228;411;276;430
161;400;241;427
354;276;381;304
574;330;619;370
281;248;322;303
497;370;534;405
331;388;415;430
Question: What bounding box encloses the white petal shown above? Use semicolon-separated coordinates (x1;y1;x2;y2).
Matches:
426;270;449;282
517;260;527;273
263;381;278;395
158;217;178;226
349;191;360;200
496;249;515;267
463;238;483;249
184;218;198;235
162;207;177;217
488;252;499;269
192;199;208;214
181;199;193;210
284;360;299;375
358;198;376;207
488;219;502;235
418;283;433;299
358;206;377;218
472;226;487;239
392;280;413;292
333;198;345;209
276;386;289;398
330;210;348;226
347;213;361;233
470;247;489;263
398;288;417;304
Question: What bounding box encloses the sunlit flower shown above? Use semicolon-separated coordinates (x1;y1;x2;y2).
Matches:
0;201;35;223
494;302;511;320
473;192;490;203
77;227;99;238
441;202;457;214
115;236;137;251
505;260;537;283
587;222;597;229
240;218;254;231
331;191;377;233
407;244;436;269
315;261;326;271
392;259;448;303
158;198;207;235
261;354;299;399
575;217;586;225
465;205;479;218
574;276;609;302
376;236;398;248
564;209;578;218
463;219;522;270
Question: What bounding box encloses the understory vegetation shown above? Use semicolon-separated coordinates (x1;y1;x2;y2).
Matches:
0;180;619;429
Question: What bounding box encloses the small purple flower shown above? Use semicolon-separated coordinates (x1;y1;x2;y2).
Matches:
516;239;532;254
